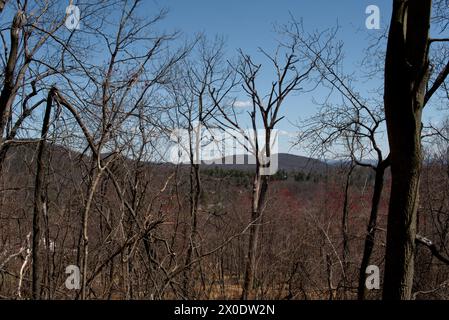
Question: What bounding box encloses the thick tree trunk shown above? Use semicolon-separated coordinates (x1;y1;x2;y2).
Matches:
241;130;271;300
182;161;201;297
241;172;268;300
383;0;431;300
0;11;23;146
32;88;55;299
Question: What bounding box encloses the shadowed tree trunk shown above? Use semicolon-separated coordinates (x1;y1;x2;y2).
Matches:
341;163;354;298
32;87;56;299
383;0;432;300
182;160;201;296
0;10;25;146
0;0;7;13
357;156;390;300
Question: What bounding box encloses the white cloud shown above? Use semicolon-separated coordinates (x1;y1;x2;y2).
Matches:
233;100;252;108
278;130;300;137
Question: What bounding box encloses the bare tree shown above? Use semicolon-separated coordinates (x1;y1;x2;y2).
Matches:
166;35;236;298
31;87;56;299
295;26;392;299
0;0;71;169
1;0;188;299
209;19;332;299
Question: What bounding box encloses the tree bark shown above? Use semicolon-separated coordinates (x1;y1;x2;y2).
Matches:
341;164;354;298
0;11;24;146
383;0;432;300
357;157;389;300
182;161;201;297
32;87;55;299
241;130;271;300
241;171;268;300
81;168;103;300
0;0;7;13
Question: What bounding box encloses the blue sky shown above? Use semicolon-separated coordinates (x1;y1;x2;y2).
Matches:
5;0;443;158
138;0;446;158
151;0;389;156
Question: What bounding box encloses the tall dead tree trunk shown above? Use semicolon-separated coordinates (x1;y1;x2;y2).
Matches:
210;22;326;299
383;0;432;300
357;157;390;300
81;167;103;300
241;154;270;300
241;125;272;300
341;163;354;298
0;10;25;146
32;87;55;299
182;160;201;297
181;86;208;298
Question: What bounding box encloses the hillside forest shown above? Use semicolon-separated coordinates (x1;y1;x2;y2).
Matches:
0;0;448;300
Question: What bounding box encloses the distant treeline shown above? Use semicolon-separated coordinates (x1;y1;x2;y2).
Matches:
202;166;377;185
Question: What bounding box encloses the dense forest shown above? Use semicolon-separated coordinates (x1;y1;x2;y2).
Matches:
0;0;448;300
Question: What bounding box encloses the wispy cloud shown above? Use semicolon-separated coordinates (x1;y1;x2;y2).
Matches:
233;100;252;108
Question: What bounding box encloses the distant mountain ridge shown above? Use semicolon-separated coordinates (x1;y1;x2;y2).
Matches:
4;142;331;174
201;153;330;173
